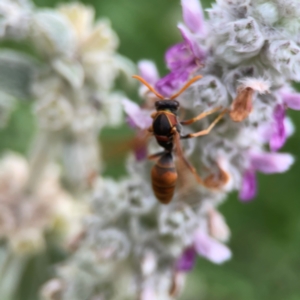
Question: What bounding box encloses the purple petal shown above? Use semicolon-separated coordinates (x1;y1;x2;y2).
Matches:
165;43;194;71
270;104;286;152
134;138;147;161
126;116;137;129
122;98;152;130
176;247;197;272
282;91;300;110
181;0;205;34
140;287;156;300
138;60;159;84
156;70;190;97
194;231;232;264
178;24;206;60
157;26;205;97
284;117;295;137
155;60;198;97
239;169;257;201
256;122;273;143
251;152;294;174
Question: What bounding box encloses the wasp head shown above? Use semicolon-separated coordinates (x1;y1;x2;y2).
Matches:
155;100;180;114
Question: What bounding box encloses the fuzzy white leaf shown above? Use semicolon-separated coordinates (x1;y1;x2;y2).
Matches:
30;10;75;57
0;50;36;98
52;58;84;89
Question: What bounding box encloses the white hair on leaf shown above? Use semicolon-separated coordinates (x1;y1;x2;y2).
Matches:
238;77;271;94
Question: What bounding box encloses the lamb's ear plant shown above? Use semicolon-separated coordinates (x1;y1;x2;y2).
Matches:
42;0;300;299
0;1;134;299
0;0;300;299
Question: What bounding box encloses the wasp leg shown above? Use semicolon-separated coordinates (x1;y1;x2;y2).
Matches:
172;128;203;184
181;109;228;139
148;151;166;161
180;106;222;125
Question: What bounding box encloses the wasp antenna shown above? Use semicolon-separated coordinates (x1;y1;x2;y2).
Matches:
170;75;203;100
132;75;165;100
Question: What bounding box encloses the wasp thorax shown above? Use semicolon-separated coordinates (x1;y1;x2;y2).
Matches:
155;100;180;113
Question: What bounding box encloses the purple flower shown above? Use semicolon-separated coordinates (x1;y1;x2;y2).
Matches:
181;0;205;34
156;43;198;96
193;230;232;264
268;91;299;152
176;230;231;271
178;24;205;60
134;131;148;162
138;60;159;84
122;98;152;130
165;43;194;71
269;90;300;151
135;147;147;161
154;0;206;97
239;169;256;201
122;98;152;161
176;246;197;272
267;90;299;151
156;67;193;97
281;91;300;110
239;152;294;201
270;104;286;152
251;152;294;174
155;39;205;97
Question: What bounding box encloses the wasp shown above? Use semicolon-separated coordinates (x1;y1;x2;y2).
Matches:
132;75;228;204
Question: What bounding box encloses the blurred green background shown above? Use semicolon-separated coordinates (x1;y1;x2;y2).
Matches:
2;0;300;299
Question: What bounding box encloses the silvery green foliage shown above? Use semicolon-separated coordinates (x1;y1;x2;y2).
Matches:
0;50;36;98
42;173;193;300
0;1;134;191
0;0;32;39
0;2;31;127
27;3;134;191
207;0;300;83
0;91;15;128
0;1;134;299
0;152;84;300
0;50;36;127
45;0;300;299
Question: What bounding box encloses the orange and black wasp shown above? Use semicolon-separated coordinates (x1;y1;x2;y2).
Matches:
132;75;228;204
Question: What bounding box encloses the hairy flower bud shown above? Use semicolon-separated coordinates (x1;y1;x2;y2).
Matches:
266;40;300;81
214;17;264;64
180;75;228;110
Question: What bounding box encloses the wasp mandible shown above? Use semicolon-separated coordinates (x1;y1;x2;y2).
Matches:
133;75;228;204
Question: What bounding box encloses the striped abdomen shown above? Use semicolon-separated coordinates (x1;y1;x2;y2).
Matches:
151;152;178;204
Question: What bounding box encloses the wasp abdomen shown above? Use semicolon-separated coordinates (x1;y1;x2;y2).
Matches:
151;152;177;204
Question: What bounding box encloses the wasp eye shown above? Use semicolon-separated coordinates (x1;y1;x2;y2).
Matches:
155;100;180;110
155;101;164;108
